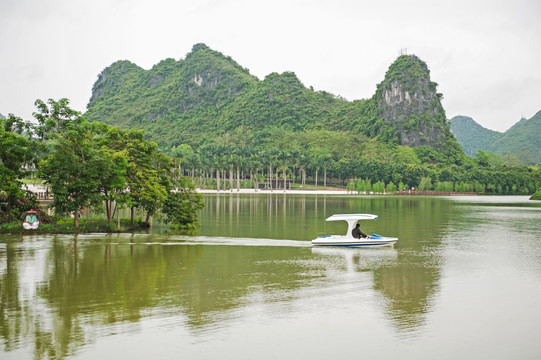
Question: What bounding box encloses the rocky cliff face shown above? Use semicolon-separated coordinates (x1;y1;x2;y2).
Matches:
90;60;143;103
375;55;450;148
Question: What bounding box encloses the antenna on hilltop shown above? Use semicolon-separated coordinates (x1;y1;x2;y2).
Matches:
400;48;408;56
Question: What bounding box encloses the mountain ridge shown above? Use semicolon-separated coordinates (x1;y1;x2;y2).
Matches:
85;44;461;159
450;111;541;165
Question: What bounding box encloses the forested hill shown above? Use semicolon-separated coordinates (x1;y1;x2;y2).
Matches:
449;116;502;156
450;111;541;165
85;43;461;159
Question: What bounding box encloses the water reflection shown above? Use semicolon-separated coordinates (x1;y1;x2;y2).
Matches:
201;194;450;334
0;195;480;358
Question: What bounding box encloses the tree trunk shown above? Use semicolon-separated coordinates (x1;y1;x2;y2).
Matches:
131;207;135;225
117;203;120;230
315;169;318;190
7;195;12;222
237;166;240;192
324;168;327;188
111;201;116;219
105;198;111;223
216;169;220;191
223;170;226;190
74;209;79;227
230;167;233;192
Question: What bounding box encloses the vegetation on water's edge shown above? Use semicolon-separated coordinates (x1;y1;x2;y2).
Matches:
2;94;540;233
531;191;541;200
0;218;152;234
0;216;201;234
1;104;204;229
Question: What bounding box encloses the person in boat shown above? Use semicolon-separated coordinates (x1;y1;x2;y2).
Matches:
352;223;368;239
23;210;40;230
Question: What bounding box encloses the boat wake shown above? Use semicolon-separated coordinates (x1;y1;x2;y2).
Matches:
72;233;311;248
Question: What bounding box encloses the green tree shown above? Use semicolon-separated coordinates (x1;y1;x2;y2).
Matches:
38;118;104;227
161;170;204;229
373;180;385;193
319;152;333;188
102;127;168;224
0;115;35;221
386;181;397;192
418;177;433;191
398;181;409;191
33;98;80;140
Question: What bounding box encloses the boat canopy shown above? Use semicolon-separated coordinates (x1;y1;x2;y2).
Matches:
326;214;379;238
326;214;378;222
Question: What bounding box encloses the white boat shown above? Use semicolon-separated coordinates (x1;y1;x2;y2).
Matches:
311;214;398;247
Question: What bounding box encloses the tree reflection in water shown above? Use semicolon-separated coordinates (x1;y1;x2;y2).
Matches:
0;195;454;357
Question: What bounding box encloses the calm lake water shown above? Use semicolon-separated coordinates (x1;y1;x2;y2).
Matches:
1;194;541;359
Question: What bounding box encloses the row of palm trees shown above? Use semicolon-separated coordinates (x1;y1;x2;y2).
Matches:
170;144;336;191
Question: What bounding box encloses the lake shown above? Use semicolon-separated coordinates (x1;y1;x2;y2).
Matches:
1;194;541;359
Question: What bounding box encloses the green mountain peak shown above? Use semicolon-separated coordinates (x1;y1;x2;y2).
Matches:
373;54;456;150
85;45;461;160
450;111;541;165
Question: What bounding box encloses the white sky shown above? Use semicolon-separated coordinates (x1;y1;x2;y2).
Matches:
1;0;539;132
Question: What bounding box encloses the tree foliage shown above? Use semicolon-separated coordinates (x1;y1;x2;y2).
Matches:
0;115;36;221
31;99;204;228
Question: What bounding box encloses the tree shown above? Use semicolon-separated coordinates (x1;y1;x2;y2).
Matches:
0;115;35;221
171;144;194;175
161;170;204;229
319;152;333;188
475;150;490;167
111;128;169;223
418;177;433;191
33;98;80;140
310;153;323;190
386;181;397;192
277;150;291;191
38;118;104;227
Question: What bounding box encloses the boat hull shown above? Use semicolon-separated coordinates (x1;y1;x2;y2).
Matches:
312;234;398;248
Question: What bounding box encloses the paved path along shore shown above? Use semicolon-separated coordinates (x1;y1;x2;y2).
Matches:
196;188;349;195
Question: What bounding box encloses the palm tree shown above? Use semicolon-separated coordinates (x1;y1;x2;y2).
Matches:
310;154;323;190
248;153;262;191
319;152;333;189
277;150;292;191
296;152;310;187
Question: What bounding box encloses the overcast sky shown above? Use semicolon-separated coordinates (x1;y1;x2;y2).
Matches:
1;0;539;132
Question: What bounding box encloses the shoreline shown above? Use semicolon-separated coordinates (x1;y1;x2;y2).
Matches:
196;188;349;195
195;189;481;196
